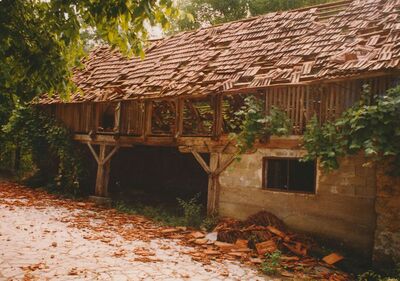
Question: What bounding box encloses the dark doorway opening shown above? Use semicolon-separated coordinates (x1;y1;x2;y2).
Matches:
108;146;209;209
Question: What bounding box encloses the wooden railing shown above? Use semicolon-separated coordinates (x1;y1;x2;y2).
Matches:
48;76;396;141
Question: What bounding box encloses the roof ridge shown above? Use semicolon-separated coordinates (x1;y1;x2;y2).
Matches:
155;0;354;40
87;0;355;53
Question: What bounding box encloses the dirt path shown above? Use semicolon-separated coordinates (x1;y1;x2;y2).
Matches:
0;182;272;281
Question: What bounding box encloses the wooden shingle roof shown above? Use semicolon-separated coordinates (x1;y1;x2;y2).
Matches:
40;0;400;104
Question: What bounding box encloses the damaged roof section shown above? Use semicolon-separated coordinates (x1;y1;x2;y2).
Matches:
39;0;400;104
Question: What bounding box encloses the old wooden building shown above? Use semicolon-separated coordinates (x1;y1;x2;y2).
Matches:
38;0;400;264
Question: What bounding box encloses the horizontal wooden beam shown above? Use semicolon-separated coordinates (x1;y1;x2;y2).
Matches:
75;133;303;152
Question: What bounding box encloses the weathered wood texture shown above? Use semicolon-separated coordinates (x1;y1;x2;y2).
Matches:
87;143;119;197
50;76;396;144
191;151;235;215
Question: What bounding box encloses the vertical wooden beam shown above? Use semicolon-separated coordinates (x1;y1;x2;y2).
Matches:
207;152;219;215
212;95;223;140
144;100;153;140
114;102;121;133
190;150;235;215
175;98;184;139
95;144;107;197
94;103;100;133
93;144;119;198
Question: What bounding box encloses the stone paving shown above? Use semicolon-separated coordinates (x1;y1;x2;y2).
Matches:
0;184;273;281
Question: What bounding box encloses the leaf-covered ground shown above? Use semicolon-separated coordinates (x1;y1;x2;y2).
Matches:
0;181;271;281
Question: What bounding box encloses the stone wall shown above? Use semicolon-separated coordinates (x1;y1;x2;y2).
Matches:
373;161;400;268
218;148;377;256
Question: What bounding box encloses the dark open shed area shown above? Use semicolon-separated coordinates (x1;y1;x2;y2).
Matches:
108;146;209;208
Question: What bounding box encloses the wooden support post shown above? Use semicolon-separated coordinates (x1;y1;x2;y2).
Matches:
95;145;108;197
190;150;235;215
207;153;219;215
212;94;223;140
87;143;119;198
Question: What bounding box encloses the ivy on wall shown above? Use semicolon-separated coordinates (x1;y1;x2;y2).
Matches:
303;85;400;174
2;105;86;193
230;95;292;154
232;86;400;175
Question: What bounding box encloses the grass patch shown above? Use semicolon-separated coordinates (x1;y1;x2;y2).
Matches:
114;194;219;229
114;200;188;226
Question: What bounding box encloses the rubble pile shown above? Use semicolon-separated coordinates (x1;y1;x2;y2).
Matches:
160;211;350;280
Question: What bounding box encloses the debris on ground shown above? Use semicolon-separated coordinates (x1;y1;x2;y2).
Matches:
0;182;266;280
0;182;351;280
172;211;351;280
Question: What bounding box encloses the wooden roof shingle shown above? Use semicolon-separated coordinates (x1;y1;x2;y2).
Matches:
39;0;400;104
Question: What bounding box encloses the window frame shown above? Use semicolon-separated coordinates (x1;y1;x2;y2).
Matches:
262;157;317;194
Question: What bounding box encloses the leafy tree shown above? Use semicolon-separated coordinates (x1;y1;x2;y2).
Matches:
0;0;178;104
0;0;178;174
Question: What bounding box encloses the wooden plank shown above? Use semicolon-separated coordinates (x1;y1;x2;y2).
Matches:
212;94;223;140
207;153;219;215
175;98;184;138
114;102;121;133
299;86;304;134
144;101;153;139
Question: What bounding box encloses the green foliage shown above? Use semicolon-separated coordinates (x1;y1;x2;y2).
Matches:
177;193;203;228
2;105;85;193
0;0;178;103
261;250;282;275
115;195;205;228
201;214;219;232
302;115;344;170
0;0;180;175
358;264;400;281
173;0;335;31
114;201;187;227
231;95;291;154
303;86;400;174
